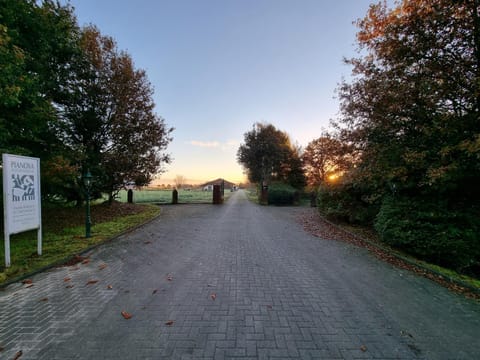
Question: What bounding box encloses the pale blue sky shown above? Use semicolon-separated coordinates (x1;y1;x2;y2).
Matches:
64;0;382;184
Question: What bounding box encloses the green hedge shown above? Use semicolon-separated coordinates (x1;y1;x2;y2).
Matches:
316;181;379;225
375;196;480;273
267;182;300;205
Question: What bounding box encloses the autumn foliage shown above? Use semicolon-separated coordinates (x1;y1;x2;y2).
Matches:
0;1;173;205
321;0;480;275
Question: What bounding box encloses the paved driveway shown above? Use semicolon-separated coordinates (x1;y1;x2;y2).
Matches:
1;190;479;359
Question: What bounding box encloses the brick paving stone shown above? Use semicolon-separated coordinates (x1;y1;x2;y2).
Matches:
1;190;479;359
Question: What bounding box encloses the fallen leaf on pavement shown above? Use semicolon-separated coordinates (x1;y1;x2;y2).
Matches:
166;274;173;281
360;345;367;352
25;284;34;289
266;304;273;309
63;254;85;266
165;320;174;326
39;298;48;302
210;293;216;301
98;264;107;270
86;280;98;285
22;279;33;285
81;258;90;265
152;289;158;294
65;285;74;289
107;285;113;289
0;345;4;352
121;311;132;319
13;350;23;359
64;277;71;282
144;241;152;244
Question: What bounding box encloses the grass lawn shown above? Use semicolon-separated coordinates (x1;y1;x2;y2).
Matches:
116;188;232;204
0;202;160;285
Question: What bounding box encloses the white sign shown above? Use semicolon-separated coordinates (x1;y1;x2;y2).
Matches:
3;153;42;267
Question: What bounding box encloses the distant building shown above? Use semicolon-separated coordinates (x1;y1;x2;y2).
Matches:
200;178;237;191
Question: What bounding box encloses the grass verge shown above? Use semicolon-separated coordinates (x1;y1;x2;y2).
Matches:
0;202;160;285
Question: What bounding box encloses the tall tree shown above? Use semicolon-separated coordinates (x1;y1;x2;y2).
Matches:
0;0;88;203
337;0;480;200
332;0;480;271
237;123;305;188
302;133;354;187
0;0;80;157
57;26;173;202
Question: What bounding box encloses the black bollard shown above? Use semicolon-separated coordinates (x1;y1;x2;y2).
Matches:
310;191;317;207
172;189;178;204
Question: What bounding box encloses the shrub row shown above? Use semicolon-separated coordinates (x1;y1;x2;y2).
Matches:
266;182;300;205
317;182;480;276
375;196;480;273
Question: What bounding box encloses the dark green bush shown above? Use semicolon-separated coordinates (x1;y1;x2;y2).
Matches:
316;180;379;225
375;196;480;273
267;182;299;205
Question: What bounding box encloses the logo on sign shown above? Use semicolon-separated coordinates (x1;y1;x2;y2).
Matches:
11;174;35;202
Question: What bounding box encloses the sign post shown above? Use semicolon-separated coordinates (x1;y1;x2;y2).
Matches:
2;154;42;267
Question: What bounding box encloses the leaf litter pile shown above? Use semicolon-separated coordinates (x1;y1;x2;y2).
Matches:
297;209;479;300
42;202;148;234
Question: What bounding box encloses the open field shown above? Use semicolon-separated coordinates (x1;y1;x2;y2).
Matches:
116;188;232;204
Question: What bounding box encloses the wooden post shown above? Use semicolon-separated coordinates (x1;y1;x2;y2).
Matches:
172;189;178;204
213;185;222;204
260;184;268;205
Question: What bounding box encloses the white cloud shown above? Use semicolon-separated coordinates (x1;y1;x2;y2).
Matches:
187;139;240;151
188;140;220;148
